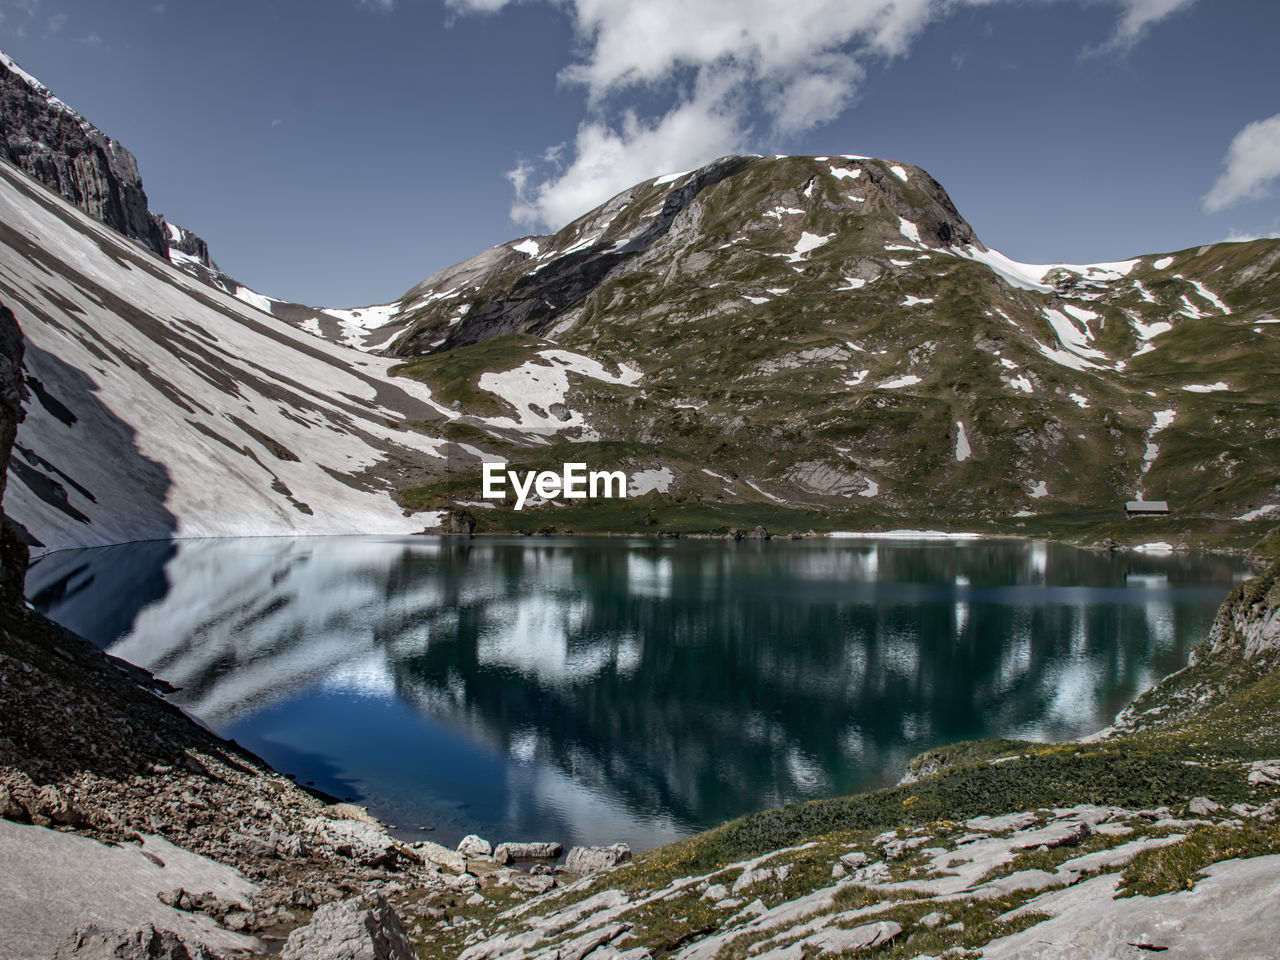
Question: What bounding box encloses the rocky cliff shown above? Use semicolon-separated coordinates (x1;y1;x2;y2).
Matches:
0;52;168;259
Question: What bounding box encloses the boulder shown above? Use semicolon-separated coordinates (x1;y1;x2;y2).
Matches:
0;782;26;821
304;818;398;867
410;840;466;873
563;843;632;874
1188;797;1222;816
492;841;562;864
281;895;414;960
52;924;225;960
33;784;85;826
457;834;493;858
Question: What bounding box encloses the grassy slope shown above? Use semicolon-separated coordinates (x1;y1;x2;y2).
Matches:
387;159;1280;552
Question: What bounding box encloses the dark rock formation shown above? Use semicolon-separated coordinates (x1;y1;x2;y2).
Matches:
53;924;227;960
0;301;26;604
0;54;167;258
280;895;415;960
0;53;234;294
398;156;755;355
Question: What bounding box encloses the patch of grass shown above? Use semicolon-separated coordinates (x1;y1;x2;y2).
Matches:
1116;821;1280;897
390;333;542;412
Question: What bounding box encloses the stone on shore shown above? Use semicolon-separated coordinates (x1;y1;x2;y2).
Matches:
563;844;632;874
281;895;414;960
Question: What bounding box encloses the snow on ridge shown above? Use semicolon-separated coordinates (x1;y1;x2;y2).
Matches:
953;245;1139;293
512;238;540;256
653;169;690;186
890;165;909;181
233;285;278;314
0;50;94;133
829;166;861;181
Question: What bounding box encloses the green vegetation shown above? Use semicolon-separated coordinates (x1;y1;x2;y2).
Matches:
390;333;542;412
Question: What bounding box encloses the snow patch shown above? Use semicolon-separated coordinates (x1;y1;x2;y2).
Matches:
836;277;867;290
1180;276;1231;314
1152;256;1174;270
955;422;971;462
1070;393;1090;408
1236;505;1280;522
858;478;879;498
898;218;921;244
878;374;921;389
1029;480;1048;499
629;467;674;496
653;169;690;186
1181;382;1230;393
890;165;909;181
829;166;861;181
901;295;934;307
1008;375;1033;393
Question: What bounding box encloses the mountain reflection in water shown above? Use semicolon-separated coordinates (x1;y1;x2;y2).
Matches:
28;536;1246;851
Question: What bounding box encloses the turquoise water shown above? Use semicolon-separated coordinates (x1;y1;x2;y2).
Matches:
28;535;1248;852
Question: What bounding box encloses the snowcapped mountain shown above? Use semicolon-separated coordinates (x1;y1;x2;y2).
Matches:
1;49;1277;551
0;159;460;551
374;155;1280;546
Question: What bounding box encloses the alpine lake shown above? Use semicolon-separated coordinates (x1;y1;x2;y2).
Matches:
27;534;1251;853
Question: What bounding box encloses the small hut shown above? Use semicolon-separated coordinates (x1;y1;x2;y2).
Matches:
1125;500;1169;517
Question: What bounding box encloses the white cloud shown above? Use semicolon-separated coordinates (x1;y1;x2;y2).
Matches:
451;0;1202;229
1204;114;1280;213
1096;0;1197;53
445;0;512;11
358;0;396;10
1223;228;1280;243
510;68;749;228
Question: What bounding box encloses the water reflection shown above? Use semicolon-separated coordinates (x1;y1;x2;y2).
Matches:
28;536;1245;851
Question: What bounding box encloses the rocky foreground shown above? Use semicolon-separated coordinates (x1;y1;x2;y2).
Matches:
0;550;1276;959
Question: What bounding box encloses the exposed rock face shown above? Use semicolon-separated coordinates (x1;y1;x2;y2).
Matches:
456;834;492;857
394;155;756;354
281;895;414;960
0;52;235;296
563;843;632;874
0;301;25;604
0;52;167;258
52;924;227;960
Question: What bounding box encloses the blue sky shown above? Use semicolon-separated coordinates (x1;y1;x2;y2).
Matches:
1;0;1277;308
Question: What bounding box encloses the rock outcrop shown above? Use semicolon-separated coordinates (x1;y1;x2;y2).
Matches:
0;52;167;258
0;301;26;603
52;924;227;960
281;895;414;960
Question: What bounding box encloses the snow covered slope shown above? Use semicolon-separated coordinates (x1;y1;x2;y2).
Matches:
0;161;453;552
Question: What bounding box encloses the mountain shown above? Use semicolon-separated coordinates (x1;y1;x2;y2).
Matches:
0;156;457;552
1;50;1278;553
356;155;1280;549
